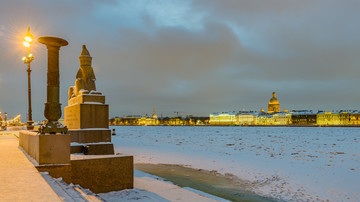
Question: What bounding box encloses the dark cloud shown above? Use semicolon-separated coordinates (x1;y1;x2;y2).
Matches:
1;0;360;120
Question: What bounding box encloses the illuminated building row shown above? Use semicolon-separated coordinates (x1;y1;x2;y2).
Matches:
209;92;360;126
110;116;209;126
110;92;360;126
209;110;360;126
110;107;209;126
111;110;360;126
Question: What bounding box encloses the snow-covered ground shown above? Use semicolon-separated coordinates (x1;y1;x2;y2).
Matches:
111;126;360;201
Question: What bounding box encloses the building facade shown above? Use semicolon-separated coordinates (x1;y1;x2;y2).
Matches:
209;112;238;125
317;111;340;125
237;112;258;125
291;111;317;125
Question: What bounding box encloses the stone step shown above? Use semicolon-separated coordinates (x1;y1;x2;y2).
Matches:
68;129;111;143
71;143;114;155
40;172;87;202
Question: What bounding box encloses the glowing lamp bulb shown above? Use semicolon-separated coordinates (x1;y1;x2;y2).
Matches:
29;53;33;57
23;41;30;47
25;36;33;42
22;57;26;61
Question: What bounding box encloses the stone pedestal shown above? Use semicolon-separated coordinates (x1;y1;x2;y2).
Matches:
64;94;108;129
69;129;111;143
37;155;134;193
70;155;133;193
19;131;70;164
20;131;133;193
64;94;114;155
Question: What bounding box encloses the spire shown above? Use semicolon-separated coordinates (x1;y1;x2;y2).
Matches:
272;92;276;98
152;106;157;119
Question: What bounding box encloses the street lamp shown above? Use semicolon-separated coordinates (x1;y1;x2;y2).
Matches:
22;27;34;130
4;112;7;127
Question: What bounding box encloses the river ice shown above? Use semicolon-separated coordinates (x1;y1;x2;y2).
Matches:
111;126;360;201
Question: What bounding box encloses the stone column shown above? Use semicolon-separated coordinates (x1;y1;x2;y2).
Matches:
38;36;68;134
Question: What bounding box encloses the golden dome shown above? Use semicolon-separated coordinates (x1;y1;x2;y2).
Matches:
269;97;279;104
269;92;279;104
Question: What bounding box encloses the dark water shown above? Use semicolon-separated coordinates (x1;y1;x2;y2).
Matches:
135;164;277;202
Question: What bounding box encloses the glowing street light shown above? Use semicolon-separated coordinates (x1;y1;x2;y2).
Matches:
4;112;7;127
22;27;34;130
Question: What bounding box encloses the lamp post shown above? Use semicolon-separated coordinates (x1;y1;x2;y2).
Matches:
4;112;7;127
22;27;34;130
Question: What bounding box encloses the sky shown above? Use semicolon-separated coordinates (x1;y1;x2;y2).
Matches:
1;0;360;121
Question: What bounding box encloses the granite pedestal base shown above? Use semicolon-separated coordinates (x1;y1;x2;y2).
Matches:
64;94;109;130
20;131;133;193
69;129;114;155
71;143;114;155
37;155;134;193
69;129;111;143
19;131;70;164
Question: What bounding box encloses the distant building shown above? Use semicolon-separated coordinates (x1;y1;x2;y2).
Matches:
271;112;292;125
268;92;280;113
159;117;190;126
291;110;317;125
316;110;360;126
237;111;258;125
317;111;341;125
339;111;351;125
190;117;210;125
256;113;272;125
209;112;238;125
348;111;360;125
114;115;142;125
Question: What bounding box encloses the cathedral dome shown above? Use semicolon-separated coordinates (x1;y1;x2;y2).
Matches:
269;97;279;104
268;92;279;104
268;92;280;113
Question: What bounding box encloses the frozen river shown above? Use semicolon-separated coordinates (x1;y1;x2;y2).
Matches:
110;126;360;201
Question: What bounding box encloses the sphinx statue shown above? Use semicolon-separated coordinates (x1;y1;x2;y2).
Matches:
69;45;101;99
